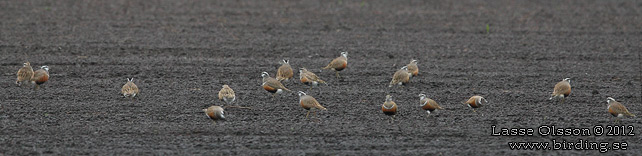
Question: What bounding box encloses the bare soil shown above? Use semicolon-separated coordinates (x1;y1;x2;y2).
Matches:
1;0;641;155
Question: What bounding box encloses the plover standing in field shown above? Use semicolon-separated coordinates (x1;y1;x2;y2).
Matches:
607;97;635;124
419;94;442;117
297;91;327;120
15;62;34;87
299;68;327;91
276;59;294;82
261;72;291;100
381;95;398;123
121;78;139;99
464;95;486;113
203;105;225;124
31;65;49;90
549;78;571;104
389;66;411;87
323;51;348;78
406;59;419;77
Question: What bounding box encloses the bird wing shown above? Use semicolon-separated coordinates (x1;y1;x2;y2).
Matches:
325;57;346;69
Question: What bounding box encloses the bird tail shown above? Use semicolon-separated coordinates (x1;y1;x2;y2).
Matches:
316;105;327;110
319;79;327;84
437;106;444;110
322;64;331;70
284;88;292;92
627;112;636;117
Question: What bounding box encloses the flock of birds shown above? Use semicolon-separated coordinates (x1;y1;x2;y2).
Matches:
14;52;636;124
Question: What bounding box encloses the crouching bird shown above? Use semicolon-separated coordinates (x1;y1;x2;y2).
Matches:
261;72;291;100
389;66;411;87
276;59;294;82
607;97;635;124
299;68;327;91
381;95;398;123
550;78;571;104
15;62;34;87
419;94;442;117
464;95;486;113
323;51;348;78
298;91;327;120
121;78;139;99
203;106;225;124
31;65;50;90
406;59;419;77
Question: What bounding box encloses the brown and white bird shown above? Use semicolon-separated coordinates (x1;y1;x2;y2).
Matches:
15;62;34;87
607;97;635;124
464;95;487;113
218;85;236;105
299;68;327;90
549;78;571;104
121;78;140;99
407;59;418;77
381;95;398;123
389;66;411;87
203;105;225;123
419;94;442;117
276;59;294;82
261;72;291;99
297;91;327;119
31;65;49;90
323;51;348;78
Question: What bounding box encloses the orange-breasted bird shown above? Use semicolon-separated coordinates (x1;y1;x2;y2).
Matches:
323;51;348;78
607;97;635;124
419;94;442;117
31;65;49;90
550;78;571;104
298;91;327;120
382;95;398;123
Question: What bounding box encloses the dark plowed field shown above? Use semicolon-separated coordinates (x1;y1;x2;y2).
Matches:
1;0;641;155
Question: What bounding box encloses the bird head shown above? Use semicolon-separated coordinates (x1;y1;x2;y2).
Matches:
261;72;270;78
401;66;408;70
41;65;49;71
223;84;230;88
23;62;30;67
410;59;418;64
385;95;393;101
297;91;307;97
127;78;134;82
418;94;426;100
341;51;348;58
281;59;289;65
607;97;616;104
563;78;571;83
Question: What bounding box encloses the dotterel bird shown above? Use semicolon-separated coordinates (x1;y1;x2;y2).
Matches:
419;94;442;117
31;65;50;90
381;95;398;123
121;78;140;99
323;51;348;78
407;59;419;77
15;62;34;87
298;91;327;120
550;78;571;104
276;59;294;82
203;105;225;123
389;66;411;87
261;72;291;99
464;95;487;113
607;97;635;124
299;68;327;90
218;84;236;104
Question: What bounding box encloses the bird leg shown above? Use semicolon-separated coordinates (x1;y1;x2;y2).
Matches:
561;98;565;104
305;110;311;119
472;109;477;113
335;71;340;78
